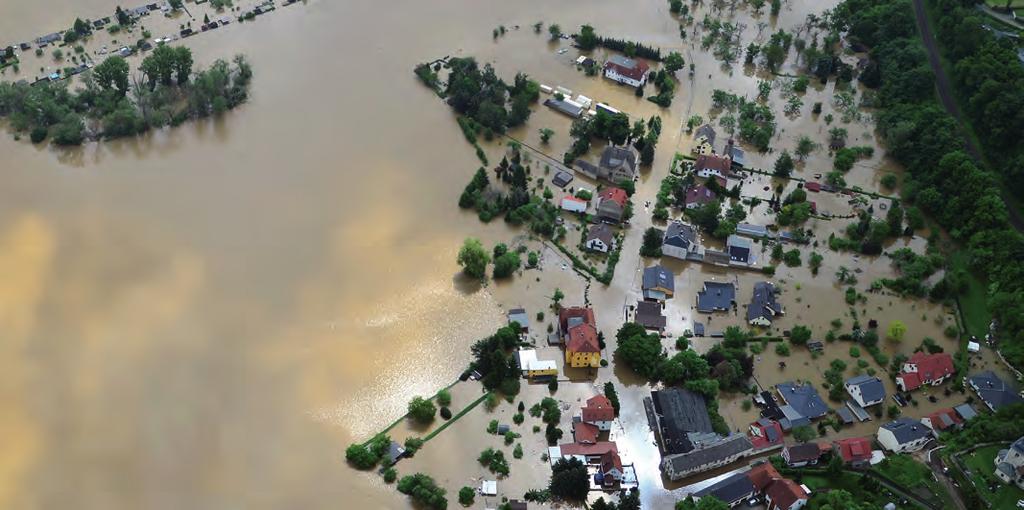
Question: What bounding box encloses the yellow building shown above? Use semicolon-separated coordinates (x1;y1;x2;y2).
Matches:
565;323;601;368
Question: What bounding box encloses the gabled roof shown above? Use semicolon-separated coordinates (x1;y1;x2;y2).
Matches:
785;443;822;463
587;224;614;247
663;434;753;473
834;437;873;463
604;55;649;81
598;187;628;207
600;145;638;176
573;421;600;444
748;282;781;323
845;375;886;403
694;153;732;175
925;408;962;431
752;418;783;444
765;478;808;510
559;306;595;332
664;221;697;248
694;124;717;145
727;235;753;264
776;382;829;419
747;462;782;490
642;265;675;293
906;352;955;382
954;403;978;421
552;171;574;188
600;450;623;474
694;471;755;505
583;395;615;423
566;323;600;354
635;300;666;330
697;281;736;313
559;440;617;457
685;183;718;206
651;388;714;454
969;371;1024;410
880;417;930;444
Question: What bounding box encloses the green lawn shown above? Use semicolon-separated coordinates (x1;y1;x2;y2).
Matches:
960;445;1024;509
800;472;916;509
985;0;1024;9
950;252;989;339
874;455;954;509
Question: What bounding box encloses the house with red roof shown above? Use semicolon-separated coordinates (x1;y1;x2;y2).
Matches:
833;437;873;468
573;421;600;444
599;451;624;487
582;395;616;431
603;55;650;87
747;462;782;491
597;187;629;223
765;478;809;510
694;153;733;179
565;323;600;368
749;418;784;448
922;407;963;434
804;182;822;192
684;183;718;209
896;352;955;392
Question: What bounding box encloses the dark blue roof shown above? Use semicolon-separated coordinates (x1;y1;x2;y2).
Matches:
969;371;1024;410
694;471;755;504
642;265;675;293
777;382;829;419
881;418;930;444
697;281;735;313
845;375;886;404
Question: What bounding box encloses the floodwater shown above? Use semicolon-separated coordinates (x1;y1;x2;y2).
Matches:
2;0;1006;509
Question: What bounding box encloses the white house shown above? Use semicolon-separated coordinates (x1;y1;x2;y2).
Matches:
603;55;650;88
844;375;886;408
561;195;588;213
994;437;1024;489
876;418;931;453
585;224;615;253
662;221;699;260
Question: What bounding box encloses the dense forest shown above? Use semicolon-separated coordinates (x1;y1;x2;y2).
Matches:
0;48;252;145
832;0;1024;364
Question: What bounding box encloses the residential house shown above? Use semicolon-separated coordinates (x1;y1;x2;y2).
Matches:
727;235;754;266
559;307;601;368
603;55;650;87
684;183;719;209
697;281;736;313
776;382;830;421
545;97;584;118
736;223;772;239
552;171;574;188
694;471;757;508
724;139;747;169
833;437;874;468
994;436;1024;489
844;375;886;408
561;195;588;213
573;421;600;444
694;153;733;179
507;308;529;333
783;443;822;467
386;441;406;465
642;265;675;302
749;418;784;448
598;450;625;487
635;301;667;332
585;224;614;253
648;388;716;455
598;145;639;183
922;408;963;434
747;282;782;326
35;33;61;46
895;352;955;392
692;124;717;156
968;370;1024;411
954;403;979;422
876;418;931;453
596;187;628;223
661;434;754;481
514;349;557;380
764;477;809;510
582;395;616;431
662;221;700;260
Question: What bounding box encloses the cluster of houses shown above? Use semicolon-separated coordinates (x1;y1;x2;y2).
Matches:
548;395;637;489
659;217;774;270
553;143;636;230
692;278;783;330
694;461;809;510
634;265;674;333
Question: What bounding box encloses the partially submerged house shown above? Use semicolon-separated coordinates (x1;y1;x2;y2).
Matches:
603;54;649;87
648;388;716;455
697;281;736;313
746;462;810;510
559;307;601;368
694;153;733;179
561;195;588;213
747;282;782;327
693;470;757;507
507;308;529;333
552;170;574;188
642;265;675;302
545;97;584;118
968;370;1024;411
749;418;784;448
582;395;616;431
598;145;639;182
635;300;667;332
735;223;771;239
661;434;754;481
776;382;830;421
921;408;963;434
514;349;557;380
844;375;886;408
662;221;700;260
877;418;931;453
684;183;719;209
596;187;628;223
727;235;754;266
895;352;955;392
585;224;615;253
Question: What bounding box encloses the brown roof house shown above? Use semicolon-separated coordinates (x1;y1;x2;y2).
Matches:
585;224;615;253
596;187;629;223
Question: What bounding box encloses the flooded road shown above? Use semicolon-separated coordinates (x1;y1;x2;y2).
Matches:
2;0;998;509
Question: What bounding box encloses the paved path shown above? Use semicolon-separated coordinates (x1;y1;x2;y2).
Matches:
910;0;1024;231
976;4;1024;29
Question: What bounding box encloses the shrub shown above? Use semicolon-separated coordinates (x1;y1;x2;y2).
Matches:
439;406;452;420
437;389;452;407
383;467;397;483
459;486;475;506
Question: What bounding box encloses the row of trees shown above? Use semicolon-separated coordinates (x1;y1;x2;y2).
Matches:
832;0;1024;364
443;57;540;138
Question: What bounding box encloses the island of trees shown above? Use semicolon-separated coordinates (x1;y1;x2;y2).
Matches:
0;46;252;146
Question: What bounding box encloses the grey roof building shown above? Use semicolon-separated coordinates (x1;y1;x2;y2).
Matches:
747;282;782;326
954;403;978;421
697;281;736;313
694;124;717;146
844;374;886;408
968;371;1024;411
663;221;698;258
778;404;810;431
877;417;931;453
727;235;753;264
735;223;770;239
599;145;638;181
642;265;675;301
693;471;756;506
776;382;830;420
650;388;715;455
507;308;529;332
662;434;754;481
551;171;574;188
544;98;583;118
635;301;666;332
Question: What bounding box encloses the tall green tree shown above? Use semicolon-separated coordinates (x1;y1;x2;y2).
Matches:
457;238;490;279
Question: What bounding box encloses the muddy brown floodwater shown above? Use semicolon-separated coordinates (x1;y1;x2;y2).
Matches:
4;0;1008;509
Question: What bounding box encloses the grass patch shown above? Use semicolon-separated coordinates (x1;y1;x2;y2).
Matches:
950;251;989;338
984;0;1024;9
422;392;490;443
797;471;915;509
960;444;1024;509
874;454;952;509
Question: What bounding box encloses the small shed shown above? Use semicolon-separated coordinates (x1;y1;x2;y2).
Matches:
497;424;510;435
480;479;497;496
552;171;574;188
967;341;980;353
507;308;529;333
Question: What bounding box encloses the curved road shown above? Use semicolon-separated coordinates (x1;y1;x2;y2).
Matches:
910;0;1024;230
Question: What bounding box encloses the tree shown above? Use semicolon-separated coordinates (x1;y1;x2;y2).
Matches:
458;486;474;506
551;287;565;308
795;136;815;160
173;46;193;84
676;495;730;510
774;150;795;177
887;320;907;342
397;473;447;510
576;25;599;50
345;443;379;469
539;127;554;144
641;227;663;257
809;252;823;275
493;251;521;278
407;396;437;423
615;322;664;380
792;424;816;443
437;389;452;407
549;457;589;501
664;52;685;73
169;0;183;9
93;56;130;96
457;238;490;279
548;24;562;40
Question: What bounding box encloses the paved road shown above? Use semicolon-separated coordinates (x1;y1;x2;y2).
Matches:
923;446;967;510
910;0;1024;230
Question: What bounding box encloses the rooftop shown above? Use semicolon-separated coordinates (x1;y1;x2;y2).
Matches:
748;282;782;323
776;382;829;419
652;388;714;454
697;281;736;313
664;221;697;249
845;374;886;404
642;265;675;294
969;370;1023;410
582;395;615;423
663;434;753;474
880;417;931;444
635;301;667;330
